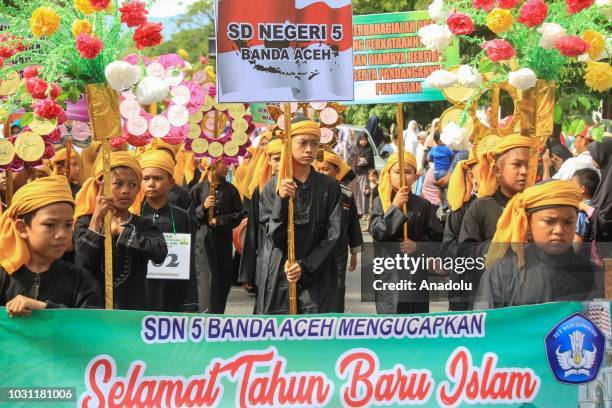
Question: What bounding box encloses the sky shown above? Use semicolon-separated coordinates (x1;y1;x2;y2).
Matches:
148;0;201;18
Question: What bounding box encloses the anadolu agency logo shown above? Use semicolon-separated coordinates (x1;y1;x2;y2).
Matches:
545;313;605;384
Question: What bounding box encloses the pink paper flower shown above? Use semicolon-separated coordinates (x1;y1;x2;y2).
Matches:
517;0;548;27
481;39;516;61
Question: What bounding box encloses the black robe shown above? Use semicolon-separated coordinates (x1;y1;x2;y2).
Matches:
0;259;102;309
257;170;342;314
168;184;195;219
457;189;511;304
238;187;262;290
370;193;443;314
191;178;244;314
140;202;199;312
443;195;476;311
474;244;600;310
330;184;363;312
74;214;168;310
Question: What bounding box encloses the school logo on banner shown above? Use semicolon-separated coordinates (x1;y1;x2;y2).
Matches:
545;313;605;384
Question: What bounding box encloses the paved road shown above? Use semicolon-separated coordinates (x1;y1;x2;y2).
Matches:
226;220;448;315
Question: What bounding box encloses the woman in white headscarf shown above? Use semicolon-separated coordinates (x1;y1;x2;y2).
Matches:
402;120;419;156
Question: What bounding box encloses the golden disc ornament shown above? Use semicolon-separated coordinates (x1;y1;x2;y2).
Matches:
228;104;246;118
208;141;223;158
0;139;16;166
476;135;501;157
29;118;57;135
14;132;45;162
189;109;204;124
224;140;239;156
442;66;475;105
188;123;201;139
232;118;248;133
191;138;209;154
203;95;215;112
232;131;248;145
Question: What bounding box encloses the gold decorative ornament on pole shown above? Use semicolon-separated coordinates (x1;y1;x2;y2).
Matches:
65;139;72;183
395;103;409;241
86;83;122;310
283;102;298;315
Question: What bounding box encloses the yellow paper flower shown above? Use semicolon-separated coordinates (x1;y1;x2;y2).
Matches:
205;66;216;82
581;30;605;60
584;61;612;92
75;0;94;14
178;49;189;60
29;7;60;38
486;9;515;34
71;19;93;37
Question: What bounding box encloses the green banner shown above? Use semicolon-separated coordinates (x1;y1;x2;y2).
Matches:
352;11;460;104
250;103;275;124
1;302;610;407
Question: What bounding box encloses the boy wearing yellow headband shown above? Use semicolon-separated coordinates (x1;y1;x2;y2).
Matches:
52;148;82;198
239;139;282;294
191;159;244;314
0;177;101;317
457;135;532;307
370;151;443;314
139;150;198;313
257;119;342;314
316;150;363;312
474;180;599;309
73;152;168;310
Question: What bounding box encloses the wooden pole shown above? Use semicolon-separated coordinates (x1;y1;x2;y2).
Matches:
150;103;158;149
5;169;13;207
395;103;409;241
208;111;220;223
102;138;113;309
283;102;298;315
65;139;72;183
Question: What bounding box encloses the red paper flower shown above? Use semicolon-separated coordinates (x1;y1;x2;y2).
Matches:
0;47;15;59
447;13;475;35
76;33;103;59
566;0;594;13
57;108;67;125
90;0;111;9
199;56;208;65
473;0;495;11
119;0;149;28
33;98;63;120
0;57;4;68
23;66;40;79
555;35;589;56
517;0;548;27
45;128;62;143
133;22;163;50
481;39;516;62
50;83;62;99
497;0;520;8
26;77;49;99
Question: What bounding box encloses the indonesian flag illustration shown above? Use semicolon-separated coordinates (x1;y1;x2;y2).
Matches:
216;0;353;102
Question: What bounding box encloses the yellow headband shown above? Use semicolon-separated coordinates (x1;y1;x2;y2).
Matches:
379;151;418;213
276;120;321;191
321;150;351;182
74;151;143;220
0;176;74;273
447;157;478;212
486;180;581;269
139;149;176;177
478;134;533;197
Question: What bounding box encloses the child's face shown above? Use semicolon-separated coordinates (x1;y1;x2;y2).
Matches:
291;134;319;166
316;161;339;179
142;167;173;201
213;161;228;178
57;157;81;183
368;172;378;184
17;203;74;264
390;163;416;191
0;171;6;192
110;167;140;211
571;176;587;198
529;206;577;254
494;147;530;195
359;137;368;147
468;164;480;193
268;153;281;176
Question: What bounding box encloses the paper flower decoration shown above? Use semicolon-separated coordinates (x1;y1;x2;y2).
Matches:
105;61;141;92
71;19;93;37
425;69;458;88
497;0;520;9
508;68;538;89
581;30;605;59
482;39;516;61
486;8;515;34
566;0;594;14
428;0;451;21
517;0;548;27
447;13;475;35
135;76;169;105
133;23;163;50
30;7;60;38
457;65;483;87
555;36;589;57
418;24;454;51
584;61;612;91
473;0;495;11
537;23;567;50
119;0;149;28
76;33;103;59
441;122;468;150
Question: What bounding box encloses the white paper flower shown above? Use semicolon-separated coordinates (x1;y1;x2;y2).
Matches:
105;61;141;92
596;0;612;20
457;65;482;88
135;76;169;105
428;0;451;21
537;23;567;50
418;24;454;51
508;68;538;90
425;69;458;89
441;122;468;151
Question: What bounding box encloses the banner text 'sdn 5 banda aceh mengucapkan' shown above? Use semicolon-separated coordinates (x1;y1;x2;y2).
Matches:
1;302;611;407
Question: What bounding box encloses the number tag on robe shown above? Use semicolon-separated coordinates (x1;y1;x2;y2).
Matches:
147;233;191;280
